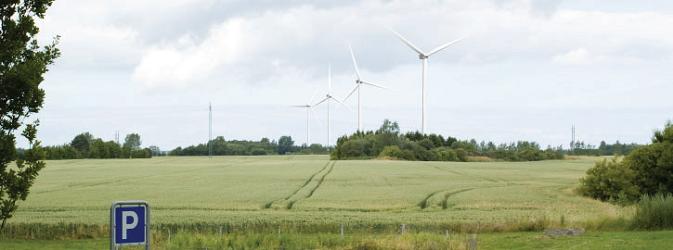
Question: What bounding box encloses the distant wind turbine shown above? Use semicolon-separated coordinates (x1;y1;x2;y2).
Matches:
390;28;464;134
343;44;387;131
312;65;349;147
291;89;319;146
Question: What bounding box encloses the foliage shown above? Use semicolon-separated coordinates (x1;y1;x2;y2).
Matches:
170;136;329;156
69;132;92;153
332;120;564;162
0;0;60;230
569;140;642;156
41;132;151;159
277;136;294;155
123;133;141;150
630;193;673;230
579;121;673;203
578;159;640;204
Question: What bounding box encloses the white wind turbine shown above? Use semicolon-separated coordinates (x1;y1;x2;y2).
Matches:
312;65;349;147
343;44;387;131
390;28;463;134
291;89;319;146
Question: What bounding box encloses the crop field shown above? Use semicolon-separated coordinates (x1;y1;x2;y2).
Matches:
11;155;620;228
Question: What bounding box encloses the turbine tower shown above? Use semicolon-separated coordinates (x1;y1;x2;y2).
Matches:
343;44;387;131
291;90;319;146
208;102;212;159
390;28;463;134
313;65;348;147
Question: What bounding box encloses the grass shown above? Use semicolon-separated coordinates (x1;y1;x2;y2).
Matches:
3;230;673;249
7;155;660;248
8;155;621;228
631;193;673;230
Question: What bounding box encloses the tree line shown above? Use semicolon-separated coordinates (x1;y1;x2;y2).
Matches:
569;140;641;156
331;120;565;162
33;132;154;160
169;136;329;156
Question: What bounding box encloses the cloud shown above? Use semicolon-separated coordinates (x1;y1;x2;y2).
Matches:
552;48;593;64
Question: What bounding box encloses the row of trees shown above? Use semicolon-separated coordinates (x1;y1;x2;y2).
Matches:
39;132;153;159
169;136;329;156
569;140;641;156
331;120;564;162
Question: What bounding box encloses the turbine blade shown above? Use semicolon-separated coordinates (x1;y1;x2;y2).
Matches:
328;65;332;92
312;97;329;107
427;37;464;57
349;43;362;80
291;105;308;108
389;28;425;55
330;97;351;111
343;85;359;102
361;80;387;89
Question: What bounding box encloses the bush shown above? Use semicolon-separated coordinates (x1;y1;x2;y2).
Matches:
631;193;673;230
578;158;640;203
432;147;458;161
378;146;404;160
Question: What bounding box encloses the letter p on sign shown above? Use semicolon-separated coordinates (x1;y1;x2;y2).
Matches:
111;201;149;249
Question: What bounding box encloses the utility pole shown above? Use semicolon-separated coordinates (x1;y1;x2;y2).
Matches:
570;125;576;150
209;102;213;159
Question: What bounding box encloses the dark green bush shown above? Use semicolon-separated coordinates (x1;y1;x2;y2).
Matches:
578;158;640;203
631;193;673;230
579;121;673;204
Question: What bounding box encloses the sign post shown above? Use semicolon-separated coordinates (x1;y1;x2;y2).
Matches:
110;200;150;250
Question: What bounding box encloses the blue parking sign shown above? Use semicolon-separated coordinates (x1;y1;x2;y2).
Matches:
110;201;149;250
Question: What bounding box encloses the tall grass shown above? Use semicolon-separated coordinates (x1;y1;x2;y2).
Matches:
631;193;673;230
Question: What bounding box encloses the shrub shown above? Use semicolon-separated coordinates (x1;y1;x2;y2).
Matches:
578;158;640;203
631;193;673;230
378;146;404;160
432;147;458;161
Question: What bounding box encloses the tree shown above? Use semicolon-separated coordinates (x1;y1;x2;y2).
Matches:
0;0;60;230
123;133;141;150
277;136;294;155
70;132;93;154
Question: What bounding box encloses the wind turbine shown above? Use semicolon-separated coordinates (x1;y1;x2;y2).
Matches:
390;28;463;134
312;65;349;147
343;44;387;131
291;89;319;146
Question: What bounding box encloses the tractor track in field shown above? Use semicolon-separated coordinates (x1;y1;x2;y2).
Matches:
430;165;502;183
417;187;481;210
264;161;336;209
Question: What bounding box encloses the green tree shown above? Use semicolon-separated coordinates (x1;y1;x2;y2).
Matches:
277;136;294;155
0;0;60;230
70;132;93;154
123;133;141;150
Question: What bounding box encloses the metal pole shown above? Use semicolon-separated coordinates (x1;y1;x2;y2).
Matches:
421;57;427;134
327;99;330;147
209;103;212;159
357;85;362;131
306;108;310;146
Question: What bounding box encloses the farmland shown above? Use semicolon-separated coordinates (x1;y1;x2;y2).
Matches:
11;155;619;227
6;155;673;248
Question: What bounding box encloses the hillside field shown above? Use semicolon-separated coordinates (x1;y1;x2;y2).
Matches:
11;155;620;227
7;155;673;249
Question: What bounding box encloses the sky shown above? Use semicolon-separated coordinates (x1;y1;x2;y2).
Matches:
24;0;673;150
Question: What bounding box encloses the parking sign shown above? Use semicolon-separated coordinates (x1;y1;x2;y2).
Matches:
110;201;150;250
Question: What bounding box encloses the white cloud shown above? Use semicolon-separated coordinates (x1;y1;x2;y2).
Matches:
552;48;593;64
28;0;673;149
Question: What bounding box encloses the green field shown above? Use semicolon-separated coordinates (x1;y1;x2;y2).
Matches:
6;155;673;249
11;155;620;227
